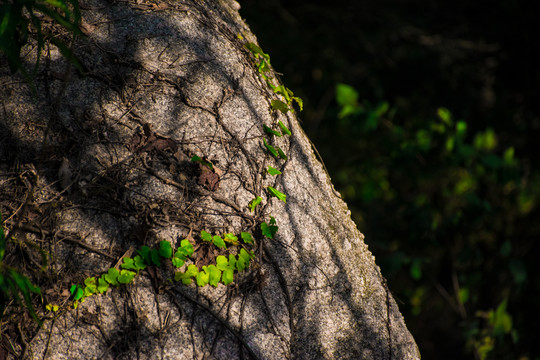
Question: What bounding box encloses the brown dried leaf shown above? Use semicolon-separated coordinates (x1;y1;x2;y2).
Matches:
198;163;220;191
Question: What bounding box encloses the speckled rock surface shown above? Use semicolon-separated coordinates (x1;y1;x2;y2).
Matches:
0;0;420;359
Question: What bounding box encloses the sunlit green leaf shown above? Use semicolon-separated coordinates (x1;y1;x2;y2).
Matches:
292;96;303;111
84;277;97;294
98;276;109;294
244;42;270;62
263;124;281;137
236;248;253;272
180;239;194;256
263;138;279;158
223;233;239;245
103;268;119;286
249;196;262;212
201;230;212;242
278;121;292;136
207;265;221;287
196;266;210;287
271;99;289;113
241;232;254;244
134;255;147;270
212;235;226;249
117;270;136;284
121;257;137;270
277;147;288;160
175;264;199;285
261;220;278;239
70;285;84;300
172;257;185;268
267;186;286;203
221;268;234;285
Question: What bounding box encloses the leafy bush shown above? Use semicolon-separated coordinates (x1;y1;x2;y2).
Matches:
334;83;539;359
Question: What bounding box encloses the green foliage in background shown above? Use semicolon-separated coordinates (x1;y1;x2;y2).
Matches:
334;83;539;359
0;0;82;80
0;213;42;324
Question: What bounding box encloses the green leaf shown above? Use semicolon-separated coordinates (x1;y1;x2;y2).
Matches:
83;285;94;297
274;85;291;102
150;249;161;266
224;233;239;245
336;83;358;106
216;255;228;270
212;235;226;249
97;276;109;294
278;121;291;136
263;124;282;137
172;256;185;268
261;220;278;239
244;42;270;62
229;254;237;269
207;265;222;287
201;230;212;242
263;138;279;158
134;255;147;270
117;270;136;284
175;264;199;285
191;155;213;170
236;248;253;272
196;267;210;287
216;256;235;285
267;186;286;203
241;232;254;244
437;107;453;126
249;196;262;212
277;147;288;160
159;240;173;258
222;269;234;285
103;268;119;286
271;99;289;113
180;239;194;256
70;285;84;301
191;155;202;162
121;257;137;270
504;147;515;165
46;303;59;312
456;121;467;137
84;277;97;294
292;96;303;111
138;246;151;264
174;248;188;259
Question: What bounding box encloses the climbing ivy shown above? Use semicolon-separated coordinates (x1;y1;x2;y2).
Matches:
68;40;299;309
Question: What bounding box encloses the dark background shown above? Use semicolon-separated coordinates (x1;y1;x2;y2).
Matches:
241;1;540;359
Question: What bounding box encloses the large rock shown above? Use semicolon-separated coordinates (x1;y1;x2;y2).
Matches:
0;0;420;358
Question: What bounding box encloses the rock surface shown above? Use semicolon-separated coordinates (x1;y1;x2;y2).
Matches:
0;0;420;358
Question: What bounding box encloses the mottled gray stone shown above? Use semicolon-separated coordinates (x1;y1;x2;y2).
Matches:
0;0;420;359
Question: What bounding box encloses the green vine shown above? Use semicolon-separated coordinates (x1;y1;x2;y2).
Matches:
244;42;303;113
67;40;299;309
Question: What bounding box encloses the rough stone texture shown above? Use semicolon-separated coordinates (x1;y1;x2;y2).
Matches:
0;0;420;359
